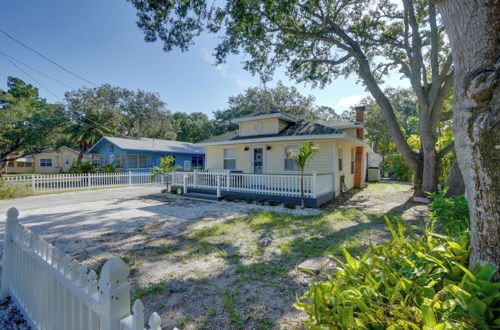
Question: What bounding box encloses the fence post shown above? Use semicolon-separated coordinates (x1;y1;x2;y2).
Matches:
1;207;19;298
31;175;35;192
88;173;91;188
98;256;131;330
128;171;132;186
183;174;187;194
194;170;198;188
312;172;318;198
216;175;221;198
226;172;230;191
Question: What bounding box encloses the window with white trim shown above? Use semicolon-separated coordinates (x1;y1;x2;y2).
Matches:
128;154;147;169
351;148;355;174
223;148;236;170
65;158;70;165
284;145;299;171
40;158;52;167
337;145;343;172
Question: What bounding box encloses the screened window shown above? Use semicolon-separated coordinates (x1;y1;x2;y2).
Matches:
338;145;343;172
223;148;236;170
128;154;147;169
40;158;52;167
351;148;355;174
191;156;203;168
284;145;299;171
18;162;33;168
115;155;125;168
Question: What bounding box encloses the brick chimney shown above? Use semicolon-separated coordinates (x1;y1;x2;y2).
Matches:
354;106;365;139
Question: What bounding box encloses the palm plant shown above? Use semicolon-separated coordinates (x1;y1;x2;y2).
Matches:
288;141;320;208
150;155;181;191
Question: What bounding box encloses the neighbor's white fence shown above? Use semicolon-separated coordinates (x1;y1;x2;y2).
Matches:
3;172;167;193
1;207;162;330
172;170;334;198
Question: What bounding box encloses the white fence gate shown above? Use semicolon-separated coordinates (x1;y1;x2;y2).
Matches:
3;172;167;193
1;207;162;330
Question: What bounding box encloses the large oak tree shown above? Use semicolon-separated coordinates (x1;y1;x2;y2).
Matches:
434;0;499;270
129;0;454;195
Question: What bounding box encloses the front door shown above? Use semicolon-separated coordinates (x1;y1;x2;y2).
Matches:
253;147;264;174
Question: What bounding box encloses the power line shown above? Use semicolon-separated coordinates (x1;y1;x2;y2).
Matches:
0;52;60;99
0;49;75;89
0;27;98;87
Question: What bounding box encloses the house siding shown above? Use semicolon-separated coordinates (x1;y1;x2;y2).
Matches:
239;118;281;136
206;138;368;196
34;148;90;174
91;139;205;172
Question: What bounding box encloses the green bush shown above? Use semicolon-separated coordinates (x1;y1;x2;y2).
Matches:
101;164;120;173
70;161;97;174
382;154;413;181
295;218;499;329
284;202;296;209
268;200;280;206
428;188;470;234
0;179;32;199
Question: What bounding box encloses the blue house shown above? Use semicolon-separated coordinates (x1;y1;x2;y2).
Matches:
88;136;205;172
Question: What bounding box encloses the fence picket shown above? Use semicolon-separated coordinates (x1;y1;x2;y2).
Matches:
1;208;163;330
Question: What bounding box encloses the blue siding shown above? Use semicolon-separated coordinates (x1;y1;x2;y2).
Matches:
91;139;205;172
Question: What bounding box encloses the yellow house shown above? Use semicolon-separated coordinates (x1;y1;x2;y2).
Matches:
6;146;92;174
173;108;375;206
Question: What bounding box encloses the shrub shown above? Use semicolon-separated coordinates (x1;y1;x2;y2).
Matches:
70;161;97;174
382;154;413;181
0;179;32;199
428;187;470;234
284;202;296;209
224;196;235;202
244;198;254;204
295;217;499;329
101;164;120;173
268;200;280;206
257;199;267;206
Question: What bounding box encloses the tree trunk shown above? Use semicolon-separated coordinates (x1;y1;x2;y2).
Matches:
412;156;424;194
435;0;500;270
300;172;305;209
444;162;465;197
77;141;87;162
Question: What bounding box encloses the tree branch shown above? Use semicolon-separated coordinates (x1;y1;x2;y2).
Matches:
438;141;455;159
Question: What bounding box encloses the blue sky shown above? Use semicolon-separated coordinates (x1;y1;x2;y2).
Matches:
0;0;407;116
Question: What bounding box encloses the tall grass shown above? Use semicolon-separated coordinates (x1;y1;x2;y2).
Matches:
0;179;33;199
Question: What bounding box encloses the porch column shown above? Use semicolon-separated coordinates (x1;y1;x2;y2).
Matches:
312;172;318;198
216;175;221;198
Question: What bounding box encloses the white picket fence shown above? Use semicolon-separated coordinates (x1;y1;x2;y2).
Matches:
3;172;167;193
1;207;162;330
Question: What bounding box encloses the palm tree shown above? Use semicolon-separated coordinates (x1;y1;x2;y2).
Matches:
150;155;181;191
288;141;320;208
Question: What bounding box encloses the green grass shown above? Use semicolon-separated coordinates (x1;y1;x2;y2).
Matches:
133;282;169;300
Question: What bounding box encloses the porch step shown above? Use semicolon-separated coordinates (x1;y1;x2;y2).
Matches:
183;192;223;201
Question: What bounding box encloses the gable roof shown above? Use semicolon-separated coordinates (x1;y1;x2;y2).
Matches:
89;137;204;154
33;146;88;157
231;112;297;124
198;119;343;145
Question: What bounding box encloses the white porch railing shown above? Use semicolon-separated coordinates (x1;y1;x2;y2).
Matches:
1;207;162;330
173;171;335;199
2;172;166;193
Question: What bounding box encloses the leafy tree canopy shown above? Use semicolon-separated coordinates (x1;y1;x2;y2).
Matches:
0;77;64;169
213;81;337;131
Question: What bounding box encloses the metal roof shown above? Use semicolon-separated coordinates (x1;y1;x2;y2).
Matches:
91;137;204;154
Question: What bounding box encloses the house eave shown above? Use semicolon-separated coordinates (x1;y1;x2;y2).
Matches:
197;133;347;147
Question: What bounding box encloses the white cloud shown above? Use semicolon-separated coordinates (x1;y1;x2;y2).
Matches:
335;94;367;109
200;48;251;89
